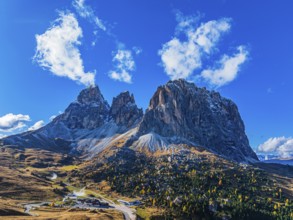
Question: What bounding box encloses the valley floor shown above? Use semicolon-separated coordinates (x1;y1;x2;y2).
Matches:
0;147;138;219
0;146;292;219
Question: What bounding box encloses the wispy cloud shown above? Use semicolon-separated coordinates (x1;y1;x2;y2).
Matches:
159;12;248;87
258;137;293;159
73;0;141;83
109;49;136;83
49;115;57;121
0;134;7;139
73;0;106;31
132;47;142;55
201;46;248;87
34;12;95;86
28;120;45;131
0;113;30;132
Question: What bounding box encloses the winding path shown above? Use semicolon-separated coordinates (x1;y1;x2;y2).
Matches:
23;188;136;220
95;193;136;220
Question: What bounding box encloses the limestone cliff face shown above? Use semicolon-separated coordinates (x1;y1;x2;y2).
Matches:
137;79;258;162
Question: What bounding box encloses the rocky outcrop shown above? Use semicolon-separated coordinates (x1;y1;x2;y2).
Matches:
110;91;143;128
137;79;258;162
53;86;110;129
1;86;140;155
1;80;258;162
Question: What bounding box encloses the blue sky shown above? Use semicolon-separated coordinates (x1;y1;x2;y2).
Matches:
0;0;293;158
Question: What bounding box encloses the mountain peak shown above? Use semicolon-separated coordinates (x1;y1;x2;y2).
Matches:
2;81;258;162
110;91;143;128
138;80;258;162
111;91;135;111
164;78;199;91
77;85;105;104
166;78;195;87
53;85;110;130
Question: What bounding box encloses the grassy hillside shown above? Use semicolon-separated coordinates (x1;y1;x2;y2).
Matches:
74;147;293;219
0;145;292;219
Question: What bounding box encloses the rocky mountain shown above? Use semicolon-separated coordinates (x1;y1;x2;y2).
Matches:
0;86;142;157
53;86;110;130
110;91;143;129
0;79;258;162
135;79;258;162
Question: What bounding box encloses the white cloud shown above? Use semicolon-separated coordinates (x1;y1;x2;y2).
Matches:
159;13;249;87
201;46;248;87
190;19;231;53
72;0;142;80
159;38;202;80
28;120;45;131
0;134;7;139
0;113;30;132
109;50;135;83
258;137;293;158
159;14;231;81
49;115;57;121
73;0;106;31
175;12;200;33
34;12;95;86
133;47;142;55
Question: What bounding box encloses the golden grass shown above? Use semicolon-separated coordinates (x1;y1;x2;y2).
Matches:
59;165;80;171
0;197;124;219
0;166;60;201
3;206;124;219
136;207;164;220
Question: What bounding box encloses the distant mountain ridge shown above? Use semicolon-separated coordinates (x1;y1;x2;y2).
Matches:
0;79;258;162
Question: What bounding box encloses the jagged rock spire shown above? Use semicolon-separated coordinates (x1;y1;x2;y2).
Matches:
77;85;105;104
110;91;143;128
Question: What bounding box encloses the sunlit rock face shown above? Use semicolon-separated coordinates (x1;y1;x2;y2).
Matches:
138;79;258;162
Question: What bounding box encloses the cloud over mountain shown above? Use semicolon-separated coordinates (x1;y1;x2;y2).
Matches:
258;136;293;158
109;49;135;83
34;12;95;86
0;113;30;132
201;46;248;87
159;13;248;87
73;0;106;31
28;120;45;131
